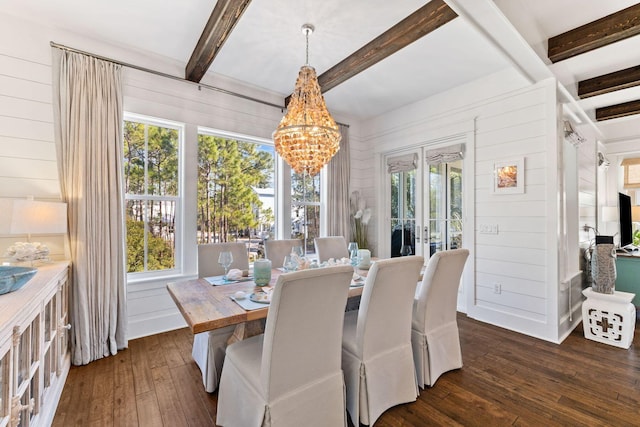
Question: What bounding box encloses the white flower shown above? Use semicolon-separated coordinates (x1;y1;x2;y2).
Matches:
354;209;363;219
361;208;372;225
358;196;366;212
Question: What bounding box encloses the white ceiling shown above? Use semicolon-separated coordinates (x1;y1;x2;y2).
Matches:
3;0;640;142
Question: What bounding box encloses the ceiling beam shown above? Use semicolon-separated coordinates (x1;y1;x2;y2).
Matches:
578;65;640;98
548;3;640;63
285;0;457;106
595;100;640;121
185;0;252;83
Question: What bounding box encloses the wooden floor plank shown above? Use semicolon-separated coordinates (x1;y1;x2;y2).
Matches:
135;390;163;427
53;314;640;426
113;348;139;427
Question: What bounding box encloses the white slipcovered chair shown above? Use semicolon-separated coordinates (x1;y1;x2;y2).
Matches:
314;236;349;262
342;256;424;426
216;265;354;427
264;238;303;268
192;242;249;392
412;248;469;388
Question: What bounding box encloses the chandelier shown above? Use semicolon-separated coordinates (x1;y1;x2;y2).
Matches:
273;24;341;176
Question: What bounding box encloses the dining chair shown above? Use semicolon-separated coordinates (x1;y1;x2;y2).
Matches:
192;242;250;392
314;236;349;262
341;256;424;426
264;238;303;268
412;248;469;388
216;265;354;427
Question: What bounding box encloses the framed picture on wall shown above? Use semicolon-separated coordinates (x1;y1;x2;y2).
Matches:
492;157;524;194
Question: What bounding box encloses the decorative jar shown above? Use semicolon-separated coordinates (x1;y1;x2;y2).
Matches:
254;258;272;286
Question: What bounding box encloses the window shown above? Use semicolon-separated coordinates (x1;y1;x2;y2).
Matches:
291;171;321;255
197;130;275;262
123;115;182;274
622;158;640;189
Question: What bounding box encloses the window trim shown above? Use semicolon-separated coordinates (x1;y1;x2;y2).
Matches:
124;112;184;279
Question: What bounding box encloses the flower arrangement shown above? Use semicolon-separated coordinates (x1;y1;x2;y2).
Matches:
6;242;50;262
350;190;371;250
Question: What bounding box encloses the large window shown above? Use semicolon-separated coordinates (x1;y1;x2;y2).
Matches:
123;115;182;274
291;171;321;255
197;130;275;262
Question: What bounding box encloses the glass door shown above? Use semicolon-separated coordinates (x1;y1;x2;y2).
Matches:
387;145;463;261
426;160;463;258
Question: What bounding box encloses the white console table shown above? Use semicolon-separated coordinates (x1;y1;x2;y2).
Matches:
582;288;636;349
0;262;70;427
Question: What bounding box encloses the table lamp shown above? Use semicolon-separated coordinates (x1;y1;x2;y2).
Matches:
4;198;67;263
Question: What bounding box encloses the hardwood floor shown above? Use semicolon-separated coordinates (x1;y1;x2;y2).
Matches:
52;313;640;426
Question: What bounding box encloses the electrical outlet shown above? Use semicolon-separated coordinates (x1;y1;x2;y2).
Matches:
493;283;501;294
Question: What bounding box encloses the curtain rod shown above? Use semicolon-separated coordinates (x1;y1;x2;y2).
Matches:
49;41;350;128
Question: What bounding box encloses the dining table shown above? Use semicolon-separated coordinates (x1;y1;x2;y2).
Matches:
167;266;369;342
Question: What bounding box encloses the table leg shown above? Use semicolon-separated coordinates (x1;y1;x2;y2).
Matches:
227;319;265;345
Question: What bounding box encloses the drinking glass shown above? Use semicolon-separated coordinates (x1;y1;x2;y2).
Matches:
283;255;297;272
218;251;233;280
400;244;413;256
348;242;359;266
292;245;304;258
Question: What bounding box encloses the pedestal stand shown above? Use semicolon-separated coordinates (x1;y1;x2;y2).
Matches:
582;288;636;349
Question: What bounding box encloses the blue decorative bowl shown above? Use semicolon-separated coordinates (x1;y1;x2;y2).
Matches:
0;266;38;295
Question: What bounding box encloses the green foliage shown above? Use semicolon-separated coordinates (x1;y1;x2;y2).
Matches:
126;219;175;273
197;135;274;243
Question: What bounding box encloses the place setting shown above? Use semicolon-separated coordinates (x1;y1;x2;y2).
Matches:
230;286;273;310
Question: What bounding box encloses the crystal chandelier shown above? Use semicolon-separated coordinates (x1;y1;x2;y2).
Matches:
273;24;341;176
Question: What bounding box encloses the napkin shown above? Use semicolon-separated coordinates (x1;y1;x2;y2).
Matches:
226;269;244;280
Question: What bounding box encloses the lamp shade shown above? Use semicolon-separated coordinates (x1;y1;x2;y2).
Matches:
632;206;640;222
9;200;67;235
602;206;618;223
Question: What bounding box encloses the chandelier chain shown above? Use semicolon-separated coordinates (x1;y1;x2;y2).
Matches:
305;29;309;65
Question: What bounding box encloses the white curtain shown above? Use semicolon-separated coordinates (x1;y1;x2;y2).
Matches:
327;124;350;237
52;48;127;365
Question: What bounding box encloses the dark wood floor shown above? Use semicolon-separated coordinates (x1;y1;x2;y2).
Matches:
52;313;640;426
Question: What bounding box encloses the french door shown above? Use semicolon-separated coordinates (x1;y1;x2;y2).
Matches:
387;145;464;261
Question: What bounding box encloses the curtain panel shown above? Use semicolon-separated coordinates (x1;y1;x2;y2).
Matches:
327;124;351;238
52;48;127;365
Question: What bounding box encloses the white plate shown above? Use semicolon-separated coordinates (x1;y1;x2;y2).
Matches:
249;292;271;304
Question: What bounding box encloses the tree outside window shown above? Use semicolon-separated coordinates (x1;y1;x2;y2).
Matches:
123;118;180;273
291;172;321;255
197;133;274;261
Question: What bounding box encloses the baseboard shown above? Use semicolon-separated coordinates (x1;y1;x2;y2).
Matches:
127;310;188;340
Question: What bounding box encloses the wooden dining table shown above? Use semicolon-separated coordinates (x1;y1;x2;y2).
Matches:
167;267;368;337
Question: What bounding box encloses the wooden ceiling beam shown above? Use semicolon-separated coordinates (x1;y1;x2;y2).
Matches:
285;0;457;106
548;3;640;63
595;100;640;121
185;0;252;83
578;65;640;98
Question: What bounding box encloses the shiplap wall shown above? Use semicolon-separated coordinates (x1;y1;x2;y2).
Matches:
0;18;66;260
1;11;581;343
0;12;363;339
354;70;577;342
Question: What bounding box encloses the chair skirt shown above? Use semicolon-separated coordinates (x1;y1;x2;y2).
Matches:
192;325;235;392
342;344;418;426
411;322;462;388
217;335;347;427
